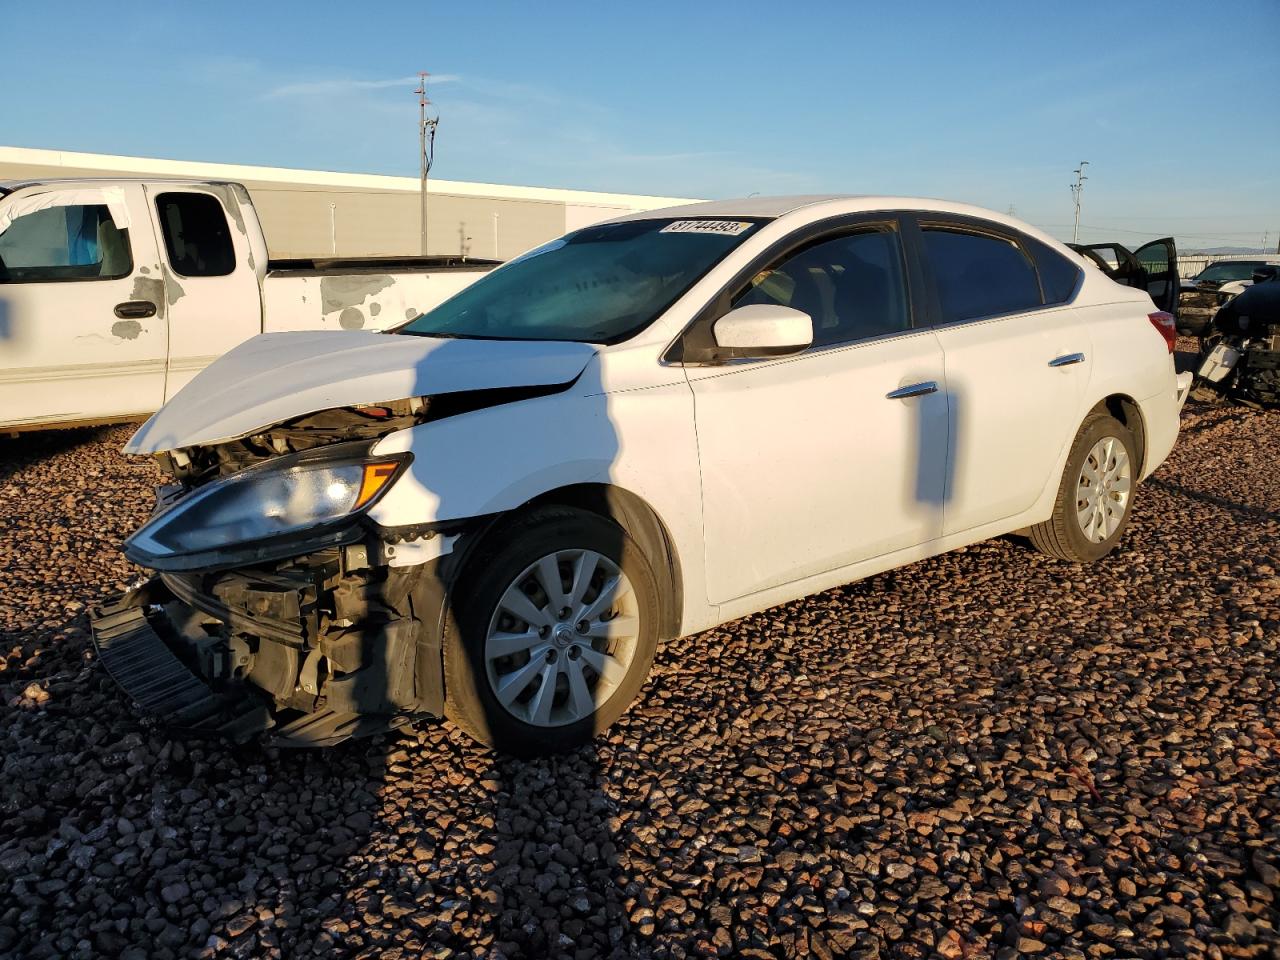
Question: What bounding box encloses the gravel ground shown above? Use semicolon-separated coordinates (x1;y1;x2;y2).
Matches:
2;354;1278;959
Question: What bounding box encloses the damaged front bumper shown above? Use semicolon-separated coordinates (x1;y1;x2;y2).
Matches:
91;540;455;747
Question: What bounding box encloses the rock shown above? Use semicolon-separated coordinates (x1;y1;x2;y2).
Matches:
630;906;655;936
1;406;1278;960
937;930;966;958
1037;873;1069;898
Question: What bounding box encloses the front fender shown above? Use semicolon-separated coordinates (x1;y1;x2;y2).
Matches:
366;389;620;527
364;366;710;638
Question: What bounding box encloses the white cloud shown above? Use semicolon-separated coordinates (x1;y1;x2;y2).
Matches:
265;74;461;99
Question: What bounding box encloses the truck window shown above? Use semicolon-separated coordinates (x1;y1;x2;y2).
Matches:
155;192;236;278
0;204;132;283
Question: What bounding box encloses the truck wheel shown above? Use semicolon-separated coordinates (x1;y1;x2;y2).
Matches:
442;506;659;756
1028;413;1137;563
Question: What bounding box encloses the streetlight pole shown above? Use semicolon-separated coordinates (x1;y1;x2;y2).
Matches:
1070;161;1089;244
416;72;439;257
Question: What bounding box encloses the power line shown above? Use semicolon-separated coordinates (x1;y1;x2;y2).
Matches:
1038;222;1277;247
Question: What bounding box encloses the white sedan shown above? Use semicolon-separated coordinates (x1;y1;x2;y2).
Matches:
95;196;1193;753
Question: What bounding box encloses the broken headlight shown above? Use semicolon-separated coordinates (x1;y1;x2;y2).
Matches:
125;448;409;569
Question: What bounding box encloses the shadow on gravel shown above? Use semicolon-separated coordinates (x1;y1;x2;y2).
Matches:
366;341;635;959
3;679;627;958
6;409;1280;958
1174;346;1201;375
1146;476;1280;524
0;344;636;958
0;427;112;483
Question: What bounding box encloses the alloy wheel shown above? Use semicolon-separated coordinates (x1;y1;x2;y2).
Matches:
483;549;640;727
1075;436;1131;543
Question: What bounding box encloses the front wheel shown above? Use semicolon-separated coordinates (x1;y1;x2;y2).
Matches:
443;506;660;756
1028;413;1137;563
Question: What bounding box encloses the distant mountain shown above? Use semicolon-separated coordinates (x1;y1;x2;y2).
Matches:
1184;246;1275;256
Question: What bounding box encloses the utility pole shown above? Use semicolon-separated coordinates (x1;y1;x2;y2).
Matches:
1070;161;1089;243
416;72;439;257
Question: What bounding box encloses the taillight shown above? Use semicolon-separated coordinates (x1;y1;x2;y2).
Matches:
1148;311;1176;353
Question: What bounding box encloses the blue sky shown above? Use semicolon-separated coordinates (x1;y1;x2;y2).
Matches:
3;0;1278;250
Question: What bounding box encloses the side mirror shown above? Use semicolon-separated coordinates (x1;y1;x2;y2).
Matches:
712;304;813;359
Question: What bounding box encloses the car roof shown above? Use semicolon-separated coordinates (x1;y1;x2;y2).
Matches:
605;194;1078;257
607;194;1052;229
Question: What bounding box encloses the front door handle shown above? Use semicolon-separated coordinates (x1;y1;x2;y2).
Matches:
114;300;158;320
886;380;939;400
1048;352;1086;367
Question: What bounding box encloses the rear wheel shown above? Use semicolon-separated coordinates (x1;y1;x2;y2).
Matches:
443;506;659;756
1028;413;1137;563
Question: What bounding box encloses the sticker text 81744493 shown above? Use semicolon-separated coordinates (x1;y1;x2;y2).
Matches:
659;220;753;236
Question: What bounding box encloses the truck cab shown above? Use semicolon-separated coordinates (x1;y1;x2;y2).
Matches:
0;179;495;432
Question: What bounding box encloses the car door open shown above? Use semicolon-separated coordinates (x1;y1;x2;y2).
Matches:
1070;237;1179;313
1132;238;1179;313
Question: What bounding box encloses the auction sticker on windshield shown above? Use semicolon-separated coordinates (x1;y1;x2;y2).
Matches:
660;220;753;236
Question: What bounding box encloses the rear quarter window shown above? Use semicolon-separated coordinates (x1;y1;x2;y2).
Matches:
1026;236;1083;304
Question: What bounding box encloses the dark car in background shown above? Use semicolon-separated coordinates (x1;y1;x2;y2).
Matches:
1179;258;1280;337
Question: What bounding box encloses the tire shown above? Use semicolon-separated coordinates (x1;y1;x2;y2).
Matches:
442;506;660;756
1028;413;1138;563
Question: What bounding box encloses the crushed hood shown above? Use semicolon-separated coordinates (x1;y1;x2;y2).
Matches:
126;331;596;453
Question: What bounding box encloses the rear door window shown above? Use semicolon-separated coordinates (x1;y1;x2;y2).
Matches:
0;204;132;283
155;192;236;277
921;227;1042;323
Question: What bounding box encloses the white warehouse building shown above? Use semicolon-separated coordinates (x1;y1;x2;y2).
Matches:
0;146;700;261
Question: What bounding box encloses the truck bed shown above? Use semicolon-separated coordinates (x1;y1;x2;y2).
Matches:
266;255;499;276
262;257;497;334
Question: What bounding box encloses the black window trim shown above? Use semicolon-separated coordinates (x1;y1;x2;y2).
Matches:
906;213;1083;329
153;189;237;280
1026;236;1085;307
665;212;928;365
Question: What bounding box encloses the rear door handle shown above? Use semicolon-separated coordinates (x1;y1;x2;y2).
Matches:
886;380;939;400
114;300;157;320
1048;352;1086;367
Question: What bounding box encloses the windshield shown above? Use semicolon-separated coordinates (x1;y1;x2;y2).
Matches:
401;217;763;343
1197;261;1266;283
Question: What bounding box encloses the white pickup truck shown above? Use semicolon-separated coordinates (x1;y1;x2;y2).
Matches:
0;178;496;432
